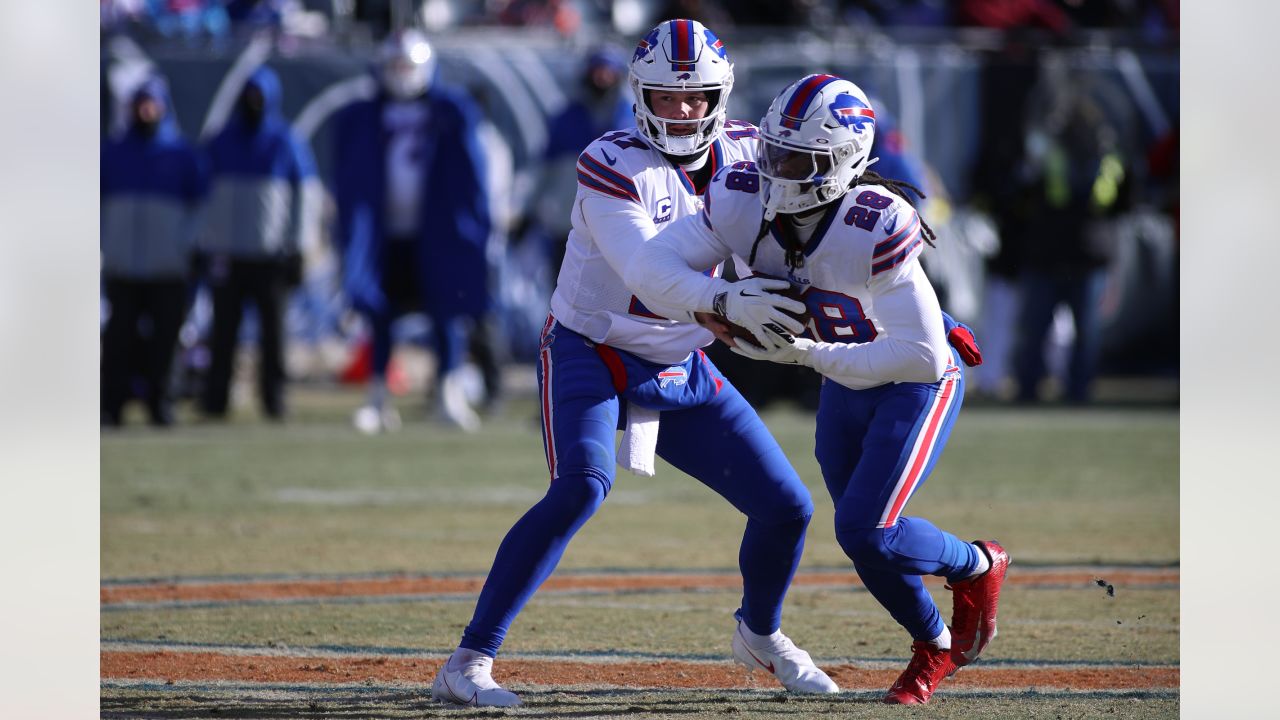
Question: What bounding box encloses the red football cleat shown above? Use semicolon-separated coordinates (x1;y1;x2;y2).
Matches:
883;640;957;704
948;539;1011;667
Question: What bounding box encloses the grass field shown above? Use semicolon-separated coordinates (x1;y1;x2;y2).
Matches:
101;381;1178;718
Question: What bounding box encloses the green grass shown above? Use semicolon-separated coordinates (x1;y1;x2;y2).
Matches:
102;391;1177;578
101;385;1178;718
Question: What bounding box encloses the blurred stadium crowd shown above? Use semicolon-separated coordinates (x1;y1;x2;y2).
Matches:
100;0;1179;429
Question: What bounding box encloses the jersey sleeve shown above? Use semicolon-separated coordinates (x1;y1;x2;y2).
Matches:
575;137;644;205
623;187;740;316
867;200;926;289
578;194;658;274
699;162;767;257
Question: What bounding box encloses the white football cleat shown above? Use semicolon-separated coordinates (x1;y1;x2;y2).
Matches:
352;405;401;435
731;616;840;693
438;371;481;432
431;652;520;707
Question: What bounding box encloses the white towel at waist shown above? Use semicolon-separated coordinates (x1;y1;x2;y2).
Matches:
617;404;660;477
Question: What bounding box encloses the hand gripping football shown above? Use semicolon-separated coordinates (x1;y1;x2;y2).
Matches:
705;273;811;349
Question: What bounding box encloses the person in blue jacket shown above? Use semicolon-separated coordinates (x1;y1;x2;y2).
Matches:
868;98;930;200
332;29;492;433
200;64;320;421
101;75;208;427
534;46;634;272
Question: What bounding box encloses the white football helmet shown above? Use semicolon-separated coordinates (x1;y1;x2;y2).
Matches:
380;29;437;100
758;74;877;219
628;19;734;156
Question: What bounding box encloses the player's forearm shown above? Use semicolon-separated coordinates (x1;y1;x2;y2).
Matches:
804;337;945;385
625;239;728;315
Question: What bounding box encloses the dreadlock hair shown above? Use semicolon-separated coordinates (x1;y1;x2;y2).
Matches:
747;169;938;271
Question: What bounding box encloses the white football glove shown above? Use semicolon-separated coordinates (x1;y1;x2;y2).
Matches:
713;277;807;347
730;332;817;366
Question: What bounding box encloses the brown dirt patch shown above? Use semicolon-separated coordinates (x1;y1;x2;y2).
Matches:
101;569;1178;606
101;650;1177;691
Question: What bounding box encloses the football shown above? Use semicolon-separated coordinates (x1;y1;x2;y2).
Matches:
704;273;811;349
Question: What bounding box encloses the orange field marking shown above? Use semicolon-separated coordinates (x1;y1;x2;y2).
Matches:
100;650;1178;691
101;569;1178;606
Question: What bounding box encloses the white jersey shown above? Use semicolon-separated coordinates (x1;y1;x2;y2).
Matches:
627;161;949;390
550;123;759;365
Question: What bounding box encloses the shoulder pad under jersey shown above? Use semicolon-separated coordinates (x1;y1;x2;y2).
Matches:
575;130;652;203
843;185;925;279
701;160;765;248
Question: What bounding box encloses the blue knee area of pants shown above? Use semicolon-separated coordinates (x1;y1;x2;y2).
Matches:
542;469;610;524
459;471;609;656
836;525;892;570
835;517;976;577
557;439;616;491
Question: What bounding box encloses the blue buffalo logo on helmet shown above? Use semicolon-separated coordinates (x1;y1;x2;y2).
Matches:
828;93;876;133
633;27;660;63
704;29;728;60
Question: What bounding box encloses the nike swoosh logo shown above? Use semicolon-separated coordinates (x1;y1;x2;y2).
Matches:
745;646;776;674
883;216;898;234
962;621;984;662
442;672;474;705
738;291;759;298
601;149;617;166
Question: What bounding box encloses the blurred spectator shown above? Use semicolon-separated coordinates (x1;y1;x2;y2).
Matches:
332;29;492;433
725;0;823;26
101;0;148;32
536;46;633;271
967;35;1039;398
1011;87;1129;403
101;76;208;427
955;0;1070;33
840;0;952;28
655;0;735;29
353;0;393;37
490;0;581;35
1055;0;1177;31
143;0;231;39
868;98;929;198
200;65;321;420
466;84;518;413
224;0;286;29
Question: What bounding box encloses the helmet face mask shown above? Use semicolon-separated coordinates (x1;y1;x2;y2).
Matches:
629;19;734;157
758;74;877;219
760;142;834;182
380;29;436;100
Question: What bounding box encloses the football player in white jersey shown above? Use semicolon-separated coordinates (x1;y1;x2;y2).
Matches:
432;22;837;707
626;74;1012;705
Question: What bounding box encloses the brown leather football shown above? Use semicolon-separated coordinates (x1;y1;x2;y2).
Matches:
707;273;811;349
